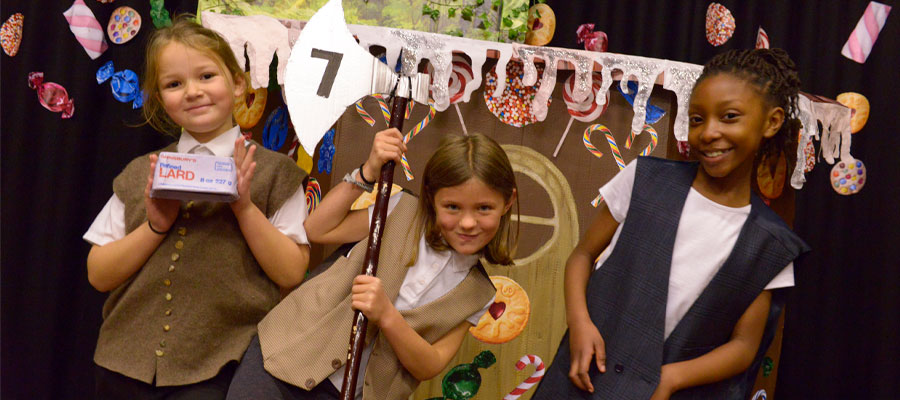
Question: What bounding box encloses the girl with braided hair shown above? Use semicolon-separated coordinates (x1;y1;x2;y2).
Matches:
533;48;809;400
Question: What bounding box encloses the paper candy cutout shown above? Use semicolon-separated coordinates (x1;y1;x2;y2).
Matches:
576;23;607;52
842;2;892;64
107;6;141;44
484;61;550;127
705;3;735;46
63;0;108;59
317;128;335;174
28;72;74;118
836;92;870;133
234;84;268;129
262;105;289;151
756;26;770;49
618;81;665;124
1;13;23;57
96;60;144;109
305;177;321;214
96;0;116;3
831;159;866;195
524;3;555;46
150;0;172;28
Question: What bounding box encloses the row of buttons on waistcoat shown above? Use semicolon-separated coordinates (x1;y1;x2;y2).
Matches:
156;201;192;358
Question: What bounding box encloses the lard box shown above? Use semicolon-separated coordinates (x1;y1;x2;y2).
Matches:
150;152;239;202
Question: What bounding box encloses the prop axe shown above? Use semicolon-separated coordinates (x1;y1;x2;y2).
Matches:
283;1;430;398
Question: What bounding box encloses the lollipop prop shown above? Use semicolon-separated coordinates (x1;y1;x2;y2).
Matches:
283;2;429;398
553;72;608;157
428;54;473;135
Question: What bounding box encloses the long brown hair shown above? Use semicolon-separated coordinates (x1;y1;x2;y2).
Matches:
419;134;519;265
140;15;245;135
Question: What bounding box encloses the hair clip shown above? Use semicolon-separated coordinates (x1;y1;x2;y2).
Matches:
97;60;144;109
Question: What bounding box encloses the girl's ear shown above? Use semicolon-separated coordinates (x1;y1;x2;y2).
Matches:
504;188;517;214
232;71;247;99
763;106;785;139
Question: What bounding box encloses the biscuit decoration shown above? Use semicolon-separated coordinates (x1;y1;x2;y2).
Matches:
470;276;530;344
1;13;23;57
836;92;870;134
525;3;555;46
705;3;735;47
233;85;268;129
757;150;787;199
107;6;141;45
830;159;866;195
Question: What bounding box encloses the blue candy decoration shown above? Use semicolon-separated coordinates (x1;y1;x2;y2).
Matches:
318;128;335;174
262;105;289;151
97;61;143;109
617;81;666;124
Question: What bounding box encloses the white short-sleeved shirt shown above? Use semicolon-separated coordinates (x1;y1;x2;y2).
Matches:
594;160;794;339
83;126;309;246
328;192;494;398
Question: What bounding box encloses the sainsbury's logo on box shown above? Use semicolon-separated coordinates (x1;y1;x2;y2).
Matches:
150;152;238;202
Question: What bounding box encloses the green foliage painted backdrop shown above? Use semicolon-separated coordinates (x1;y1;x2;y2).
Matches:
197;0;529;42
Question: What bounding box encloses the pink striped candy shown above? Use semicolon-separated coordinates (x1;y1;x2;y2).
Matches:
841;1;892;64
63;0;107;59
503;354;545;400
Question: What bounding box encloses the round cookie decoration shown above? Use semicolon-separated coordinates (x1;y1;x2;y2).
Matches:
836;92;870;134
469;276;530;344
1;13;24;57
107;7;140;44
705;3;735;47
830;159;866;195
234;85;268;129
525;3;555;46
757;150;787;199
484;61;550;128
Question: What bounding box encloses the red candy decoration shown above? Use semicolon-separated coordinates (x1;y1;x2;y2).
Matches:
28;72;74;119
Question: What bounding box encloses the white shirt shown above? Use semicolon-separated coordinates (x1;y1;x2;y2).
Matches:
328;192;494;398
83;126;309;246
594;160;794;339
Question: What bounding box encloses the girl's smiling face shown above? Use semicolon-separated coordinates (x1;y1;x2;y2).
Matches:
433;177;515;256
156;41;244;142
688;73;783;184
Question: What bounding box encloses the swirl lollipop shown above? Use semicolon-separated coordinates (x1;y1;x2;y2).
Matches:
553;72;608;157
428;54;474;135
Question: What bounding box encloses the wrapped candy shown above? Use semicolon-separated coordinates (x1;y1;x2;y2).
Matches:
97;60;143;109
576;23;607;52
63;0;108;59
28;72;74;119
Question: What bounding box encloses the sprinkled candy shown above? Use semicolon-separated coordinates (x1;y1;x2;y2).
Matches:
705;3;735;47
28;72;74;118
1;13;24;57
830;158;866;195
484;61;550;128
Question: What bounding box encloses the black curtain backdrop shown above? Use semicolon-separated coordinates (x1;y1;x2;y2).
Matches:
2;0;897;398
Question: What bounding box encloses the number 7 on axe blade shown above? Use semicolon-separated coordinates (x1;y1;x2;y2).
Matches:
282;1;430;399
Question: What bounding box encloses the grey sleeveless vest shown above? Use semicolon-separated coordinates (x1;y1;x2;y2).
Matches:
534;157;809;400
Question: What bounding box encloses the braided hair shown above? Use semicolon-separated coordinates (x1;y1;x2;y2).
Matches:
695;48;802;165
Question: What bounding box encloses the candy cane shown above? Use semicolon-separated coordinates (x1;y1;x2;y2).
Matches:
400;99;437;180
503;354;545;400
638;124;659;156
585;124;625;206
355;99;375;126
373;94;391;125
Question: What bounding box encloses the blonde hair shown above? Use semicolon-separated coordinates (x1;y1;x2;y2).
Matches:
420;134;519;265
140;15;245;135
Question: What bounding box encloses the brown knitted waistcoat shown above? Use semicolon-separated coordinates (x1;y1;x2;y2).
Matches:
94;141;304;386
